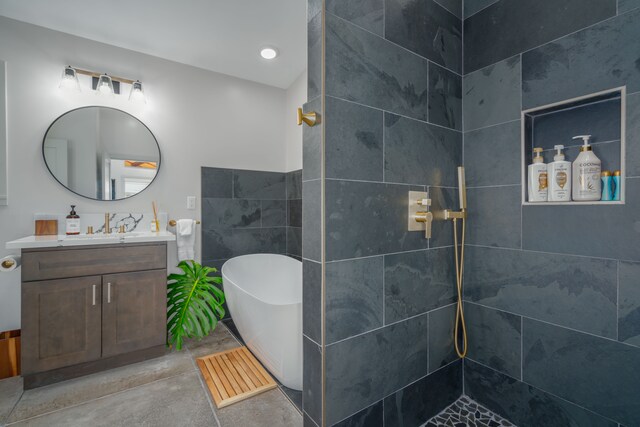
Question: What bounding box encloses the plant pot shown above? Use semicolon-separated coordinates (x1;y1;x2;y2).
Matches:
0;329;21;379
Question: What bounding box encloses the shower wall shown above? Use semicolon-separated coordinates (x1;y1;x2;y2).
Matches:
303;0;464;425
462;1;640;426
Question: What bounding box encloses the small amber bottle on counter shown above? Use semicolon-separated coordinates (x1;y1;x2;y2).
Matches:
66;205;80;235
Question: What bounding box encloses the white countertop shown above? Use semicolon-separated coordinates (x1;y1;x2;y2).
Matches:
6;231;176;250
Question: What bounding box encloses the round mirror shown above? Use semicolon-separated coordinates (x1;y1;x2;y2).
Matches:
43;107;160;201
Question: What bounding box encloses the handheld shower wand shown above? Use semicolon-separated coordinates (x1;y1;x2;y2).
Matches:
444;166;468;358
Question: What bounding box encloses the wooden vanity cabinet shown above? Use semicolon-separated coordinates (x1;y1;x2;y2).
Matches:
20;243;168;389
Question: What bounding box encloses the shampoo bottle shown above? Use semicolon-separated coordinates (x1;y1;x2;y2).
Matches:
612;170;621;201
66;205;80;235
528;147;548;202
601;171;613;201
548;145;571;202
572;135;601;201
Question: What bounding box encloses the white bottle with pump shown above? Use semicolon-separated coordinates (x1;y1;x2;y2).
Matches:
528;147;548;202
548;145;571;202
572;135;601;201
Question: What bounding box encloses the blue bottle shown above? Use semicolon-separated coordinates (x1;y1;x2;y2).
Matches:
612;170;621;201
601;171;613;201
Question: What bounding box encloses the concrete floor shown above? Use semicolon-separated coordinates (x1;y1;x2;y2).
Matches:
0;323;302;427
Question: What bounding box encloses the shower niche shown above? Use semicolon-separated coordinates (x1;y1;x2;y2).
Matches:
521;87;626;205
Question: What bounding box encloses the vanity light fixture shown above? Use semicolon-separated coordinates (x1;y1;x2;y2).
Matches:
59;66;81;92
96;73;115;97
58;66;146;102
260;47;278;60
128;80;146;103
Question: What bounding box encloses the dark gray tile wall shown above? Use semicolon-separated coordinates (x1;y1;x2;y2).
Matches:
286;169;302;260
318;1;464;425
201;167;290;267
464;0;616;74
462;2;640;425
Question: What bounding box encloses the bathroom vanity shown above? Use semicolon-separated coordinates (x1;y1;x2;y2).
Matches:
7;233;174;389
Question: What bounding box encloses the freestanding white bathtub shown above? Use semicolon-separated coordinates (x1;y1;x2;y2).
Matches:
221;254;302;391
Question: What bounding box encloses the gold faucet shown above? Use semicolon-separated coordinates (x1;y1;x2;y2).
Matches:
104;213;111;234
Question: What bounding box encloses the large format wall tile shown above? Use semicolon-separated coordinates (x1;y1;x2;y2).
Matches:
302;179;321;262
202;198;261;229
325;96;383;182
434;0;462;19
464;246;618;338
522;8;640;109
618;261;640;347
466;185;521;248
286;170;303;200
522;178;640;261
325;314;428;425
262;200;287;227
334;401;383;427
326;257;384;344
428;62;462;131
464;120;521;187
308;11;322;101
201;227;286;260
523;319;640;426
464;0;616;73
202;167;233;198
466;303;521;379
287;227;302;258
619;0;640;13
325;13;430;121
385;0;462;73
627;92;640;177
463;0;498;19
233;170;286;200
324;180;428;261
384;360;462;426
384;114;462;187
464;360;617;427
428;304;457;372
326;0;384;36
303;337;323;426
303;98;322;182
384;247;456;323
463;55;521;132
287;199;302;228
303;260;322;345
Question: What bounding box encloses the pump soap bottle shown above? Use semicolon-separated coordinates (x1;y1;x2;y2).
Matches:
548;145;571;202
528;147;548;202
572;135;601;201
66;205;80;235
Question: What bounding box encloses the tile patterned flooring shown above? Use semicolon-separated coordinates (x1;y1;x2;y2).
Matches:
0;323;301;427
425;395;516;427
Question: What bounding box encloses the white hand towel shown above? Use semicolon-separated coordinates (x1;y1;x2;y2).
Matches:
176;219;196;261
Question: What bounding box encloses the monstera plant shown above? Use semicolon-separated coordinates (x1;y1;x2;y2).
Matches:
167;261;226;350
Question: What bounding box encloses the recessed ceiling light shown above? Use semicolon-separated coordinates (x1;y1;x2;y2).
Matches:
260;47;278;60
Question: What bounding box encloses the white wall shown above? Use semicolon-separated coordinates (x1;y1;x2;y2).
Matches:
285;71;306;172
0;16;298;331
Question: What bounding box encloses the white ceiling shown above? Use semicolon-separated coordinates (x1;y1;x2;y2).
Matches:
0;0;307;89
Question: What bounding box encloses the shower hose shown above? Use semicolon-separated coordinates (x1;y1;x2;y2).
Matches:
452;215;468;358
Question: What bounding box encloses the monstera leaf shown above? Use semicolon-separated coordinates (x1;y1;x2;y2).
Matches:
167;260;225;350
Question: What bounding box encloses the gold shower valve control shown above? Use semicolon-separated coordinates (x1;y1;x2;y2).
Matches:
408;191;433;239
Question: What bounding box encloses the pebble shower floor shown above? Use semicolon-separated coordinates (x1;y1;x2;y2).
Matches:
424;395;516;427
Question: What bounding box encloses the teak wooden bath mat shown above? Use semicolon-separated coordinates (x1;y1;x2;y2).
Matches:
197;346;277;409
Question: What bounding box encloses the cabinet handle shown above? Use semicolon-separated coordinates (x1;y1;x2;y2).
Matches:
92;284;96;306
107;282;111;303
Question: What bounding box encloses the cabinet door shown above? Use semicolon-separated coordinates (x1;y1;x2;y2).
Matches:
102;270;167;357
22;276;102;374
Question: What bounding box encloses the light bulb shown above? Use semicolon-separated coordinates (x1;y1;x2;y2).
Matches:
59;66;81;92
128;80;146;103
95;74;114;96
